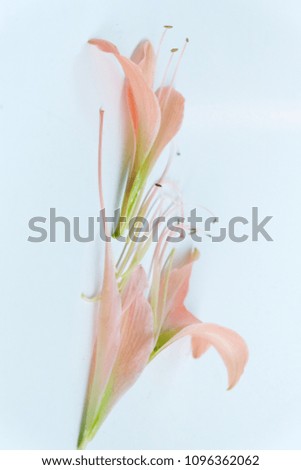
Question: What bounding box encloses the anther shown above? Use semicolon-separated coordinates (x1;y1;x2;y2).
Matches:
164;25;173;29
171;48;179;53
155;183;162;187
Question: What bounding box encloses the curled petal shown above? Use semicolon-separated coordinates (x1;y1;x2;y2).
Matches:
164;248;200;321
146;87;185;168
155;323;248;390
191;334;210;359
155;294;204;359
131;40;156;87
89;39;161;162
89;38;119;54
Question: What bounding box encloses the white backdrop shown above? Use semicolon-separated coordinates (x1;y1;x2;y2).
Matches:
1;0;301;450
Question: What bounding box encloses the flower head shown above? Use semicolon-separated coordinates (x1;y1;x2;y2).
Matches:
88;36;185;234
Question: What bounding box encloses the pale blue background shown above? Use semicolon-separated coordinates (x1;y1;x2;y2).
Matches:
0;0;301;449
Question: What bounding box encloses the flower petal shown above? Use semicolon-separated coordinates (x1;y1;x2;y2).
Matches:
155;323;248;390
89;39;161;162
163;248;200;320
146;86;185;169
131;40;156;87
111;285;154;399
121;264;148;312
87;269;154;440
77;242;122;449
150;248;201;357
160;305;208;359
89;38;119;54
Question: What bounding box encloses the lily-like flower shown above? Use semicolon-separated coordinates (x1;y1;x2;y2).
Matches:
78;234;247;448
88;37;185;235
78;34;248;449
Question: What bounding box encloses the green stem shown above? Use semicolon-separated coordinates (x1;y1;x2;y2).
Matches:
113;164;149;238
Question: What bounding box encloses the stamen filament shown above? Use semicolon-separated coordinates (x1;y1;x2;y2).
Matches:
157;48;178;101
169;38;189;91
98;109;105;211
157;25;173;58
160;38;189;114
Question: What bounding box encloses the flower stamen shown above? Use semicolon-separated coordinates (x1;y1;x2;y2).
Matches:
157;25;173;59
157;48;178;100
169;37;189;92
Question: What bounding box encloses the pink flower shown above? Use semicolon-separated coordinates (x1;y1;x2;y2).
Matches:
77;34;248;449
78;237;247;449
88;37;185;234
